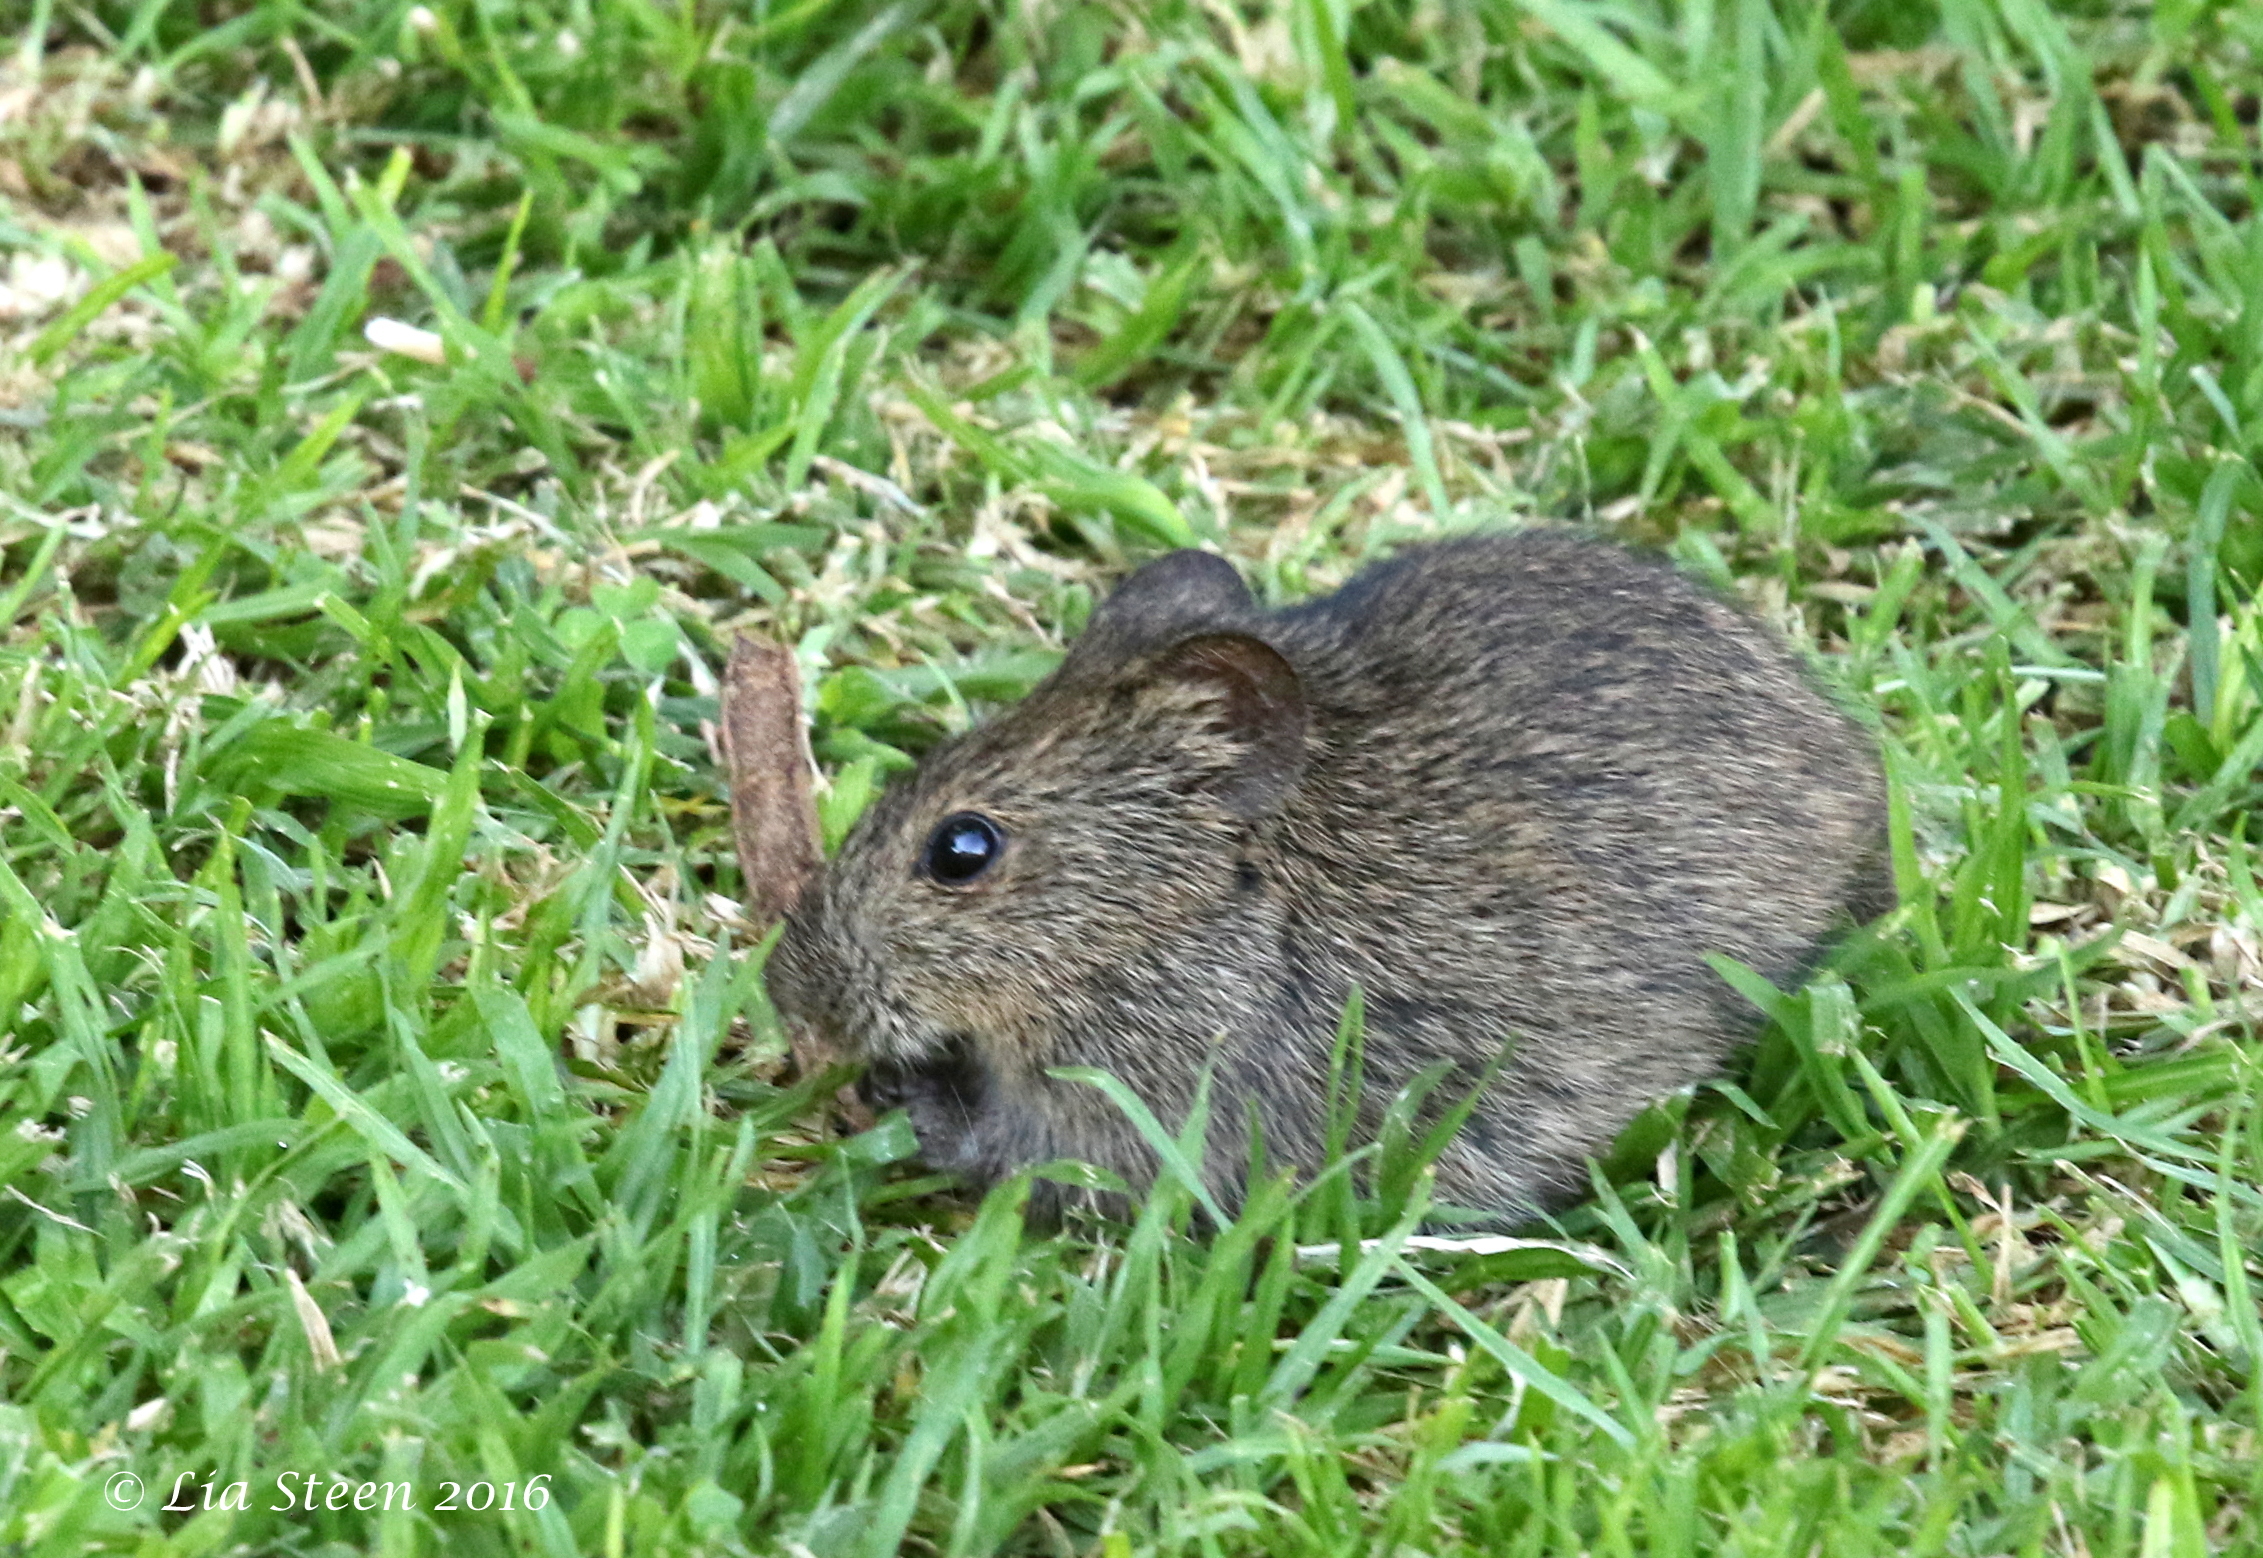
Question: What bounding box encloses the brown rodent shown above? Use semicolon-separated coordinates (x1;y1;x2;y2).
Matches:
767;531;1887;1220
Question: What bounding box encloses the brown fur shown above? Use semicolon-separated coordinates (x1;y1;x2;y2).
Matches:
767;532;1887;1220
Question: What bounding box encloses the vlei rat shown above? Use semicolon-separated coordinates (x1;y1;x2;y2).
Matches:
768;532;1887;1220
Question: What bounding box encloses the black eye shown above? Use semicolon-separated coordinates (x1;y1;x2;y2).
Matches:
922;812;1005;886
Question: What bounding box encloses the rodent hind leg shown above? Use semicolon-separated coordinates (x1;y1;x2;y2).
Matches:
1417;1094;1595;1229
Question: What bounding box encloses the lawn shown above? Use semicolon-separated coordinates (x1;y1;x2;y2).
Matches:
2;0;2260;1552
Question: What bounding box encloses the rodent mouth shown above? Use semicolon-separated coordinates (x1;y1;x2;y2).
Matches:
857;1033;985;1119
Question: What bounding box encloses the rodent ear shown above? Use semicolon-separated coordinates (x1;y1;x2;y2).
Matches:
1060;551;1256;679
1151;631;1307;820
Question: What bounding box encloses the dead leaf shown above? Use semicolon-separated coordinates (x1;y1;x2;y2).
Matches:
718;636;868;1121
364;316;446;365
285;1268;342;1369
718;635;822;930
2118;931;2194;972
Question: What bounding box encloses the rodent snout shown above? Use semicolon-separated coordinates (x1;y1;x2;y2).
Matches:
858;1035;986;1118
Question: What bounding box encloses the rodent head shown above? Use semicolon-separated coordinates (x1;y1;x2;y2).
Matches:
767;551;1307;1096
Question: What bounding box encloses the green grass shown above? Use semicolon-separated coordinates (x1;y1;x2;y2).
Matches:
2;0;2261;1552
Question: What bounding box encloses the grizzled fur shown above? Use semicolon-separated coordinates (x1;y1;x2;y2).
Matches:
767;532;1887;1220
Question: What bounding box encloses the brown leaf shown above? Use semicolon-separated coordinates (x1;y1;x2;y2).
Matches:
719;636;866;1124
718;635;822;931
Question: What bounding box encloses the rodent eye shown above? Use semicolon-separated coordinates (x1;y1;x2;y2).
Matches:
921;812;1005;886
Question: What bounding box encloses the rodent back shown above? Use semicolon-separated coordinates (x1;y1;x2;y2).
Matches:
1256;531;1885;1096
